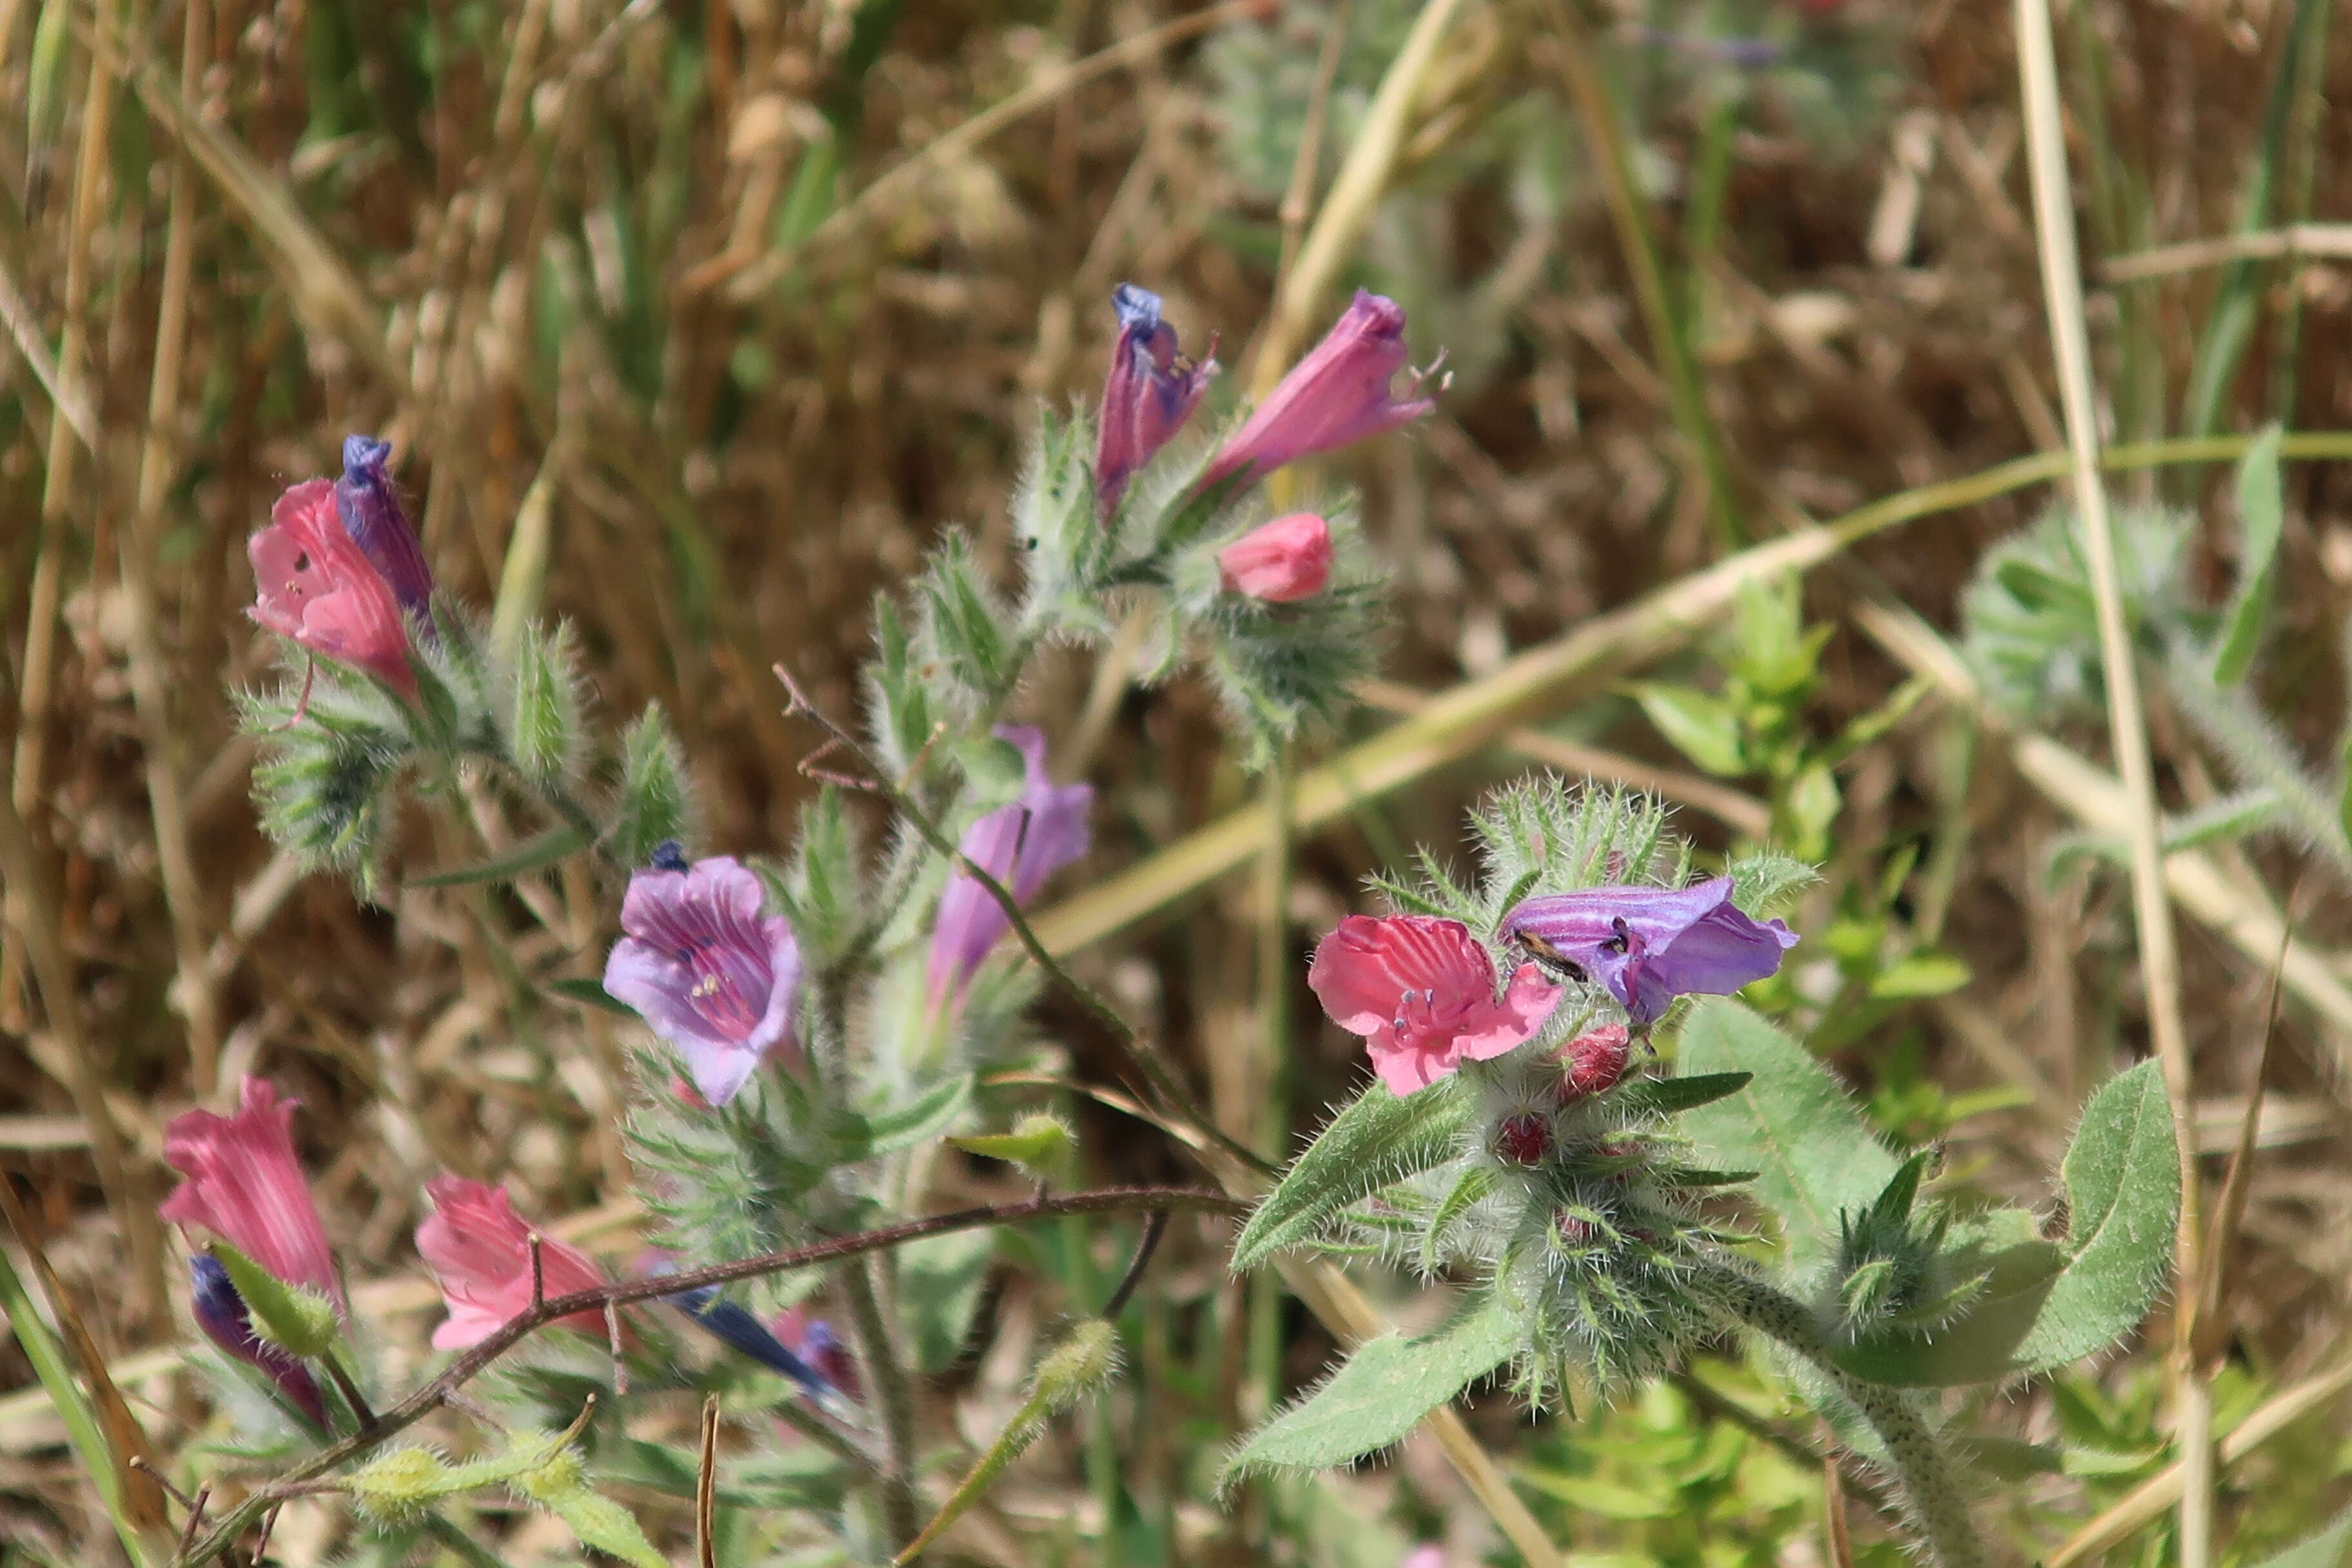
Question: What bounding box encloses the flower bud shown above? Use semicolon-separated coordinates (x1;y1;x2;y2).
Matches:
334;435;436;621
188;1256;329;1426
1031;1318;1120;1413
1493;1113;1551;1166
1217;513;1333;603
1554;1024;1632;1102
346;1447;458;1525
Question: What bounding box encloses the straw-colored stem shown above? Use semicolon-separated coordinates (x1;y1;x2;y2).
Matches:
124;0;220;1094
5;18;120;1024
2012;3;2208;1559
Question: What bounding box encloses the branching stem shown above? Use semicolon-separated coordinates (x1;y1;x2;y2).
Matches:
169;1187;1239;1568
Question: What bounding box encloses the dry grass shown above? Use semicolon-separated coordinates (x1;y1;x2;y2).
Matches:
3;0;2352;1562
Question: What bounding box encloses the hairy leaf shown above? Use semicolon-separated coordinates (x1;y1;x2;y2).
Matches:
2213;424;2284;686
1676;999;1896;1273
1221;1293;1516;1479
1610;1071;1754;1119
1231;1078;1470;1271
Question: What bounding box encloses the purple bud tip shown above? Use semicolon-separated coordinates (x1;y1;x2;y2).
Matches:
342;434;394;478
188;1255;329;1426
650;839;691;873
1112;283;1163;333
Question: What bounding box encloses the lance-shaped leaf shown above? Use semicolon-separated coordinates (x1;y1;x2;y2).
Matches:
1220;1292;1516;1480
1675;999;1897;1273
1828;1063;2178;1387
1231;1077;1470;1271
2253;1509;2352;1568
2212;423;2284;686
406;823;592;888
1608;1072;1754;1119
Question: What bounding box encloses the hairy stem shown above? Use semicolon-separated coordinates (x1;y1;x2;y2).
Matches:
1689;1257;1983;1568
170;1186;1239;1568
841;1257;921;1547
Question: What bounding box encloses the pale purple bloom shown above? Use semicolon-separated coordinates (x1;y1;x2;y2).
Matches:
189;1256;328;1426
928;727;1093;1003
1499;876;1798;1026
1200;291;1436;488
333;435;435;621
603;848;802;1107
1095;285;1217;513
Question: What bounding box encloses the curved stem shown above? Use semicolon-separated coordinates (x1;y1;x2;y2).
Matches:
841;1259;921;1547
1687;1257;1984;1568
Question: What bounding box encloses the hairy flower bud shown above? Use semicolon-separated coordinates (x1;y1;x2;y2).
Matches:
188;1256;329;1426
1095;284;1217;513
1217;513;1333;602
1494;1113;1552;1166
1554;1024;1633;1102
334;435;435;621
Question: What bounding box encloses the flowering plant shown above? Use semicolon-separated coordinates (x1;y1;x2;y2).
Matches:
149;282;2180;1568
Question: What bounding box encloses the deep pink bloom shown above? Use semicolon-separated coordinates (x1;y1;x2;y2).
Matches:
1554;1023;1633;1102
1201;291;1436;488
334;435;435;621
248;479;418;695
1217;513;1333;602
1308;915;1563;1095
603;848;802;1108
161;1077;342;1308
928;728;1093;1003
189;1257;328;1426
1096;284;1217;513
1500;876;1798;1026
415;1177;608;1350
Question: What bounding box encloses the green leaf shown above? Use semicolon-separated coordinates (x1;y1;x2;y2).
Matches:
1629;683;1749;777
1221;1293;1518;1479
607;703;691;868
1675;999;1897;1273
861;1071;975;1157
1516;1470;1677;1520
212;1244;340;1359
949;1112;1075;1179
2252;1509;2352;1568
1608;1072;1754;1119
538;1485;667;1568
2213;424;2284;685
1231;1078;1470;1271
1829;1064;2177;1387
544;976;634;1015
1422;1162;1498;1274
897;1228;997;1372
1867;952;1972;1000
406;824;591;888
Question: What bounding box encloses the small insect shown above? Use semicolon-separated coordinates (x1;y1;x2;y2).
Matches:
1513;928;1587;985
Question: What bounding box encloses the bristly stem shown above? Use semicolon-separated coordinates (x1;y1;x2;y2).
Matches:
840;1258;921;1547
1688;1257;1984;1568
168;1186;1240;1568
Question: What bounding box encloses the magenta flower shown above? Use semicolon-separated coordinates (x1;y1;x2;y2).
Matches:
1217;513;1333;602
1200;291;1436;488
1308;915;1563;1095
1095;284;1217;513
188;1256;328;1426
416;1177;609;1350
1500;876;1798;1026
334;435;436;622
248;479;418;696
603;847;803;1108
161;1077;342;1308
927;728;1093;1003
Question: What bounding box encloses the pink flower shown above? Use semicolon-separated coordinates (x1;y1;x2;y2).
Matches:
248;478;418;695
1201;291;1436;488
161;1077;342;1308
1095;284;1217;513
1217;513;1333;602
1308;916;1563;1095
415;1178;608;1350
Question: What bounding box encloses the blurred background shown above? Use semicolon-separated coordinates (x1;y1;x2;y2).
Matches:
3;0;2352;1561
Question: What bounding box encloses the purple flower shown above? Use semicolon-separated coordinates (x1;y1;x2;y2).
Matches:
665;1279;843;1401
1095;285;1217;514
603;848;803;1107
333;436;435;622
1200;291;1437;489
928;727;1093;1004
188;1255;328;1426
1499;876;1798;1026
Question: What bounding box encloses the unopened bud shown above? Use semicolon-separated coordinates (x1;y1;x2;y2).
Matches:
513;1446;587;1505
347;1447;457;1524
1553;1212;1598;1248
1031;1318;1119;1413
1493;1113;1551;1166
1554;1024;1632;1102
